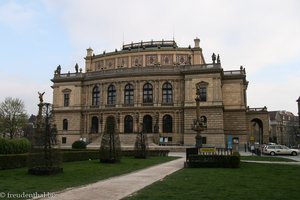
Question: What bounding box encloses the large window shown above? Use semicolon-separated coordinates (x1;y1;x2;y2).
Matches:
124;115;133;133
63;119;68;131
196;82;208;102
107;84;116;105
162;82;173;104
199;87;207;102
163;115;173;133
92;86;100;106
143;115;153;133
143;83;153;103
91;116;99;133
124;84;134;105
64;93;70;107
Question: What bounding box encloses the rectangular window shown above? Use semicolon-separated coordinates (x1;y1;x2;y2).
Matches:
199;87;207;102
62;137;67;144
64;93;70;107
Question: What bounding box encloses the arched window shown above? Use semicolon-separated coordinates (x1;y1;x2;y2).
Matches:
91;116;99;133
162;82;173;104
143;115;153;133
92;86;100;106
143;83;153;103
124;115;133;133
163;115;173;133
107;84;116;105
63;119;68;131
124;84;134;105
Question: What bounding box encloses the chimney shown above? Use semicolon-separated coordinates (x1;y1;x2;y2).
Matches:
86;47;93;57
194;38;200;48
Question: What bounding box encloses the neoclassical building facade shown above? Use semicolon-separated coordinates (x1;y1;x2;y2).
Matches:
51;38;269;148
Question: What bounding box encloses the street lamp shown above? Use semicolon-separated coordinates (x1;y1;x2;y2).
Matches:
192;91;206;148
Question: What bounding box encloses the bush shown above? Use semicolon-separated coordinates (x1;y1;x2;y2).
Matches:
0;149;170;170
72;140;87;149
63;151;99;162
0;138;31;154
187;155;240;168
0;154;28;169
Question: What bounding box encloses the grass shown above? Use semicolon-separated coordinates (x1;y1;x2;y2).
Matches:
241;156;296;162
0;156;176;200
125;162;300;200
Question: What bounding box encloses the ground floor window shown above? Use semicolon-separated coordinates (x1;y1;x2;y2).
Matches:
124;115;133;133
143;115;152;133
163;114;173;133
91;116;99;133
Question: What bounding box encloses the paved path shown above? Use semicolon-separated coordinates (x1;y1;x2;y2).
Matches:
241;160;300;165
40;157;185;200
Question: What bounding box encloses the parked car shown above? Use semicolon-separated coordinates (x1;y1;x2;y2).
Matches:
263;145;300;156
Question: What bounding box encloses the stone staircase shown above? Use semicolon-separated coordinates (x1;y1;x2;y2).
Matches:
87;133;158;149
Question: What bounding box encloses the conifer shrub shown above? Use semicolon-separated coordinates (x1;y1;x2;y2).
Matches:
134;131;149;159
99;116;122;163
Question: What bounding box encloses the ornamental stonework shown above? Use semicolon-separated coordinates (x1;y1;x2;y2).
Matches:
118;57;129;68
106;59;115;69
146;55;158;66
95;60;104;70
131;56;143;67
176;54;188;65
161;54;173;66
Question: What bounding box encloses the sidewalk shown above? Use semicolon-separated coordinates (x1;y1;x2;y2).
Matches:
241;160;300;165
39;157;185;200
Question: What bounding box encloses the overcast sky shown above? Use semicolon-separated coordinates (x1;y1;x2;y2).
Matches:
0;0;299;115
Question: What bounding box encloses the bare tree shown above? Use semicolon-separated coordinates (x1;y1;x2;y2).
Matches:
0;97;28;139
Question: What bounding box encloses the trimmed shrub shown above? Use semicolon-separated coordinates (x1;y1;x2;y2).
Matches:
63;151;99;162
0;138;31;154
72;140;87;149
100;116;122;163
134;132;149;159
0;149;170;170
0;154;28;169
187;154;240;168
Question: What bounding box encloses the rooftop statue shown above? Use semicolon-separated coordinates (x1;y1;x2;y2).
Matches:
38;91;45;103
212;53;216;64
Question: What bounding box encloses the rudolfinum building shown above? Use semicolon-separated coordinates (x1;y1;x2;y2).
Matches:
51;38;269;148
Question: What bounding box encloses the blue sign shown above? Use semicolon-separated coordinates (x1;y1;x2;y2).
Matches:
227;135;232;149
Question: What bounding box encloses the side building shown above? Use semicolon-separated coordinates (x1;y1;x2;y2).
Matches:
51;38;269;148
269;110;299;146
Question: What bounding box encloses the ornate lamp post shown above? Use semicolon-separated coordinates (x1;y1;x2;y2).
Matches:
297;96;300;128
193;89;206;148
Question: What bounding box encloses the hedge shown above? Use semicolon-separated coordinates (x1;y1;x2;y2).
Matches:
63;151;99;162
0;138;31;154
186;154;240;168
0;154;28;169
0;149;170;170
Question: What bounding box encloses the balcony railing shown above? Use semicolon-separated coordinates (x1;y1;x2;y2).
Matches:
247;106;268;112
53;64;222;81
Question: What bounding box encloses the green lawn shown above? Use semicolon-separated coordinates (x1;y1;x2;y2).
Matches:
0;156;176;199
125;162;300;200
